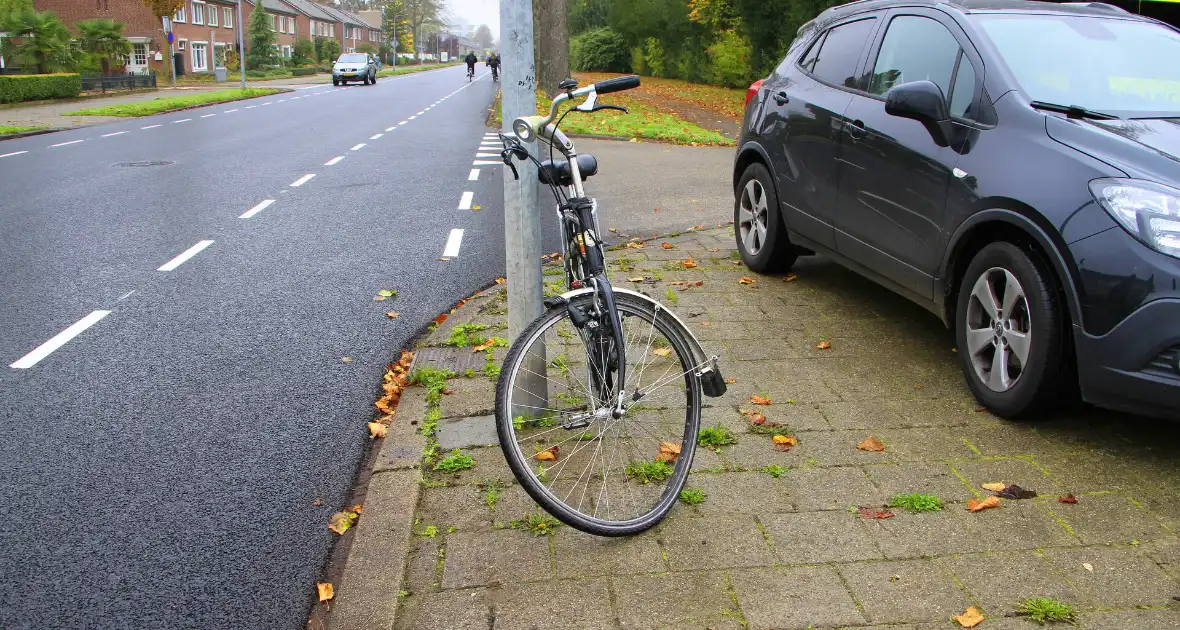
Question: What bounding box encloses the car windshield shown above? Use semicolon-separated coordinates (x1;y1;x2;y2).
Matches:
972;14;1180;117
337;54;368;63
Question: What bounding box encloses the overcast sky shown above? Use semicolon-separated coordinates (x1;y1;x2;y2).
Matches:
444;0;500;38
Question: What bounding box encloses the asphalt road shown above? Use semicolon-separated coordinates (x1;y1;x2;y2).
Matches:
0;65;514;629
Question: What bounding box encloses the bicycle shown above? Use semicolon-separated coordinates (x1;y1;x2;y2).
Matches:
494;75;727;537
467;66;475;82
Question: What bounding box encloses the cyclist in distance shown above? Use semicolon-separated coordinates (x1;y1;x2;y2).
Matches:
464;50;478;79
489;52;500;81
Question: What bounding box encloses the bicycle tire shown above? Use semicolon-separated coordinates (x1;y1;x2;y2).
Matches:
495;292;702;536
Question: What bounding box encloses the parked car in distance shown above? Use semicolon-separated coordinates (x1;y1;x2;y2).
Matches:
333;53;378;86
734;0;1180;419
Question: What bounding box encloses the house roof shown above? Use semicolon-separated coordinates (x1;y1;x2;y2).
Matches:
316;4;369;28
279;0;338;22
245;0;299;16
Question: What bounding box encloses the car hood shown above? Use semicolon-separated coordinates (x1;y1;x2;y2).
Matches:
1046;115;1180;184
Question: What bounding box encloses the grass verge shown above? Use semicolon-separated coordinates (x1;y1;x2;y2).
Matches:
0;124;47;136
576;71;746;120
63;88;282;117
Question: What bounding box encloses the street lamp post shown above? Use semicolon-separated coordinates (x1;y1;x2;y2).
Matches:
236;0;245;87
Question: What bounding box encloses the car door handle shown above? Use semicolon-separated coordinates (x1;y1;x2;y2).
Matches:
773;91;789;105
846;119;867;140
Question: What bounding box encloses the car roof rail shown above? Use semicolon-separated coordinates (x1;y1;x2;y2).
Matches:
1060;2;1130;12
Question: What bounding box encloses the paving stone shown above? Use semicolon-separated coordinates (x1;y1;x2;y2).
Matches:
1141;537;1180;580
613;571;743;630
778;430;902;467
436;414;499;449
754;378;843;405
941;551;1080;615
487;484;541;526
701;404;751;435
447;446;517;486
958;421;1078;457
821;401;907;431
839;559;971;625
955;499;1079;551
863;462;975;502
393;587;491;630
1041;545;1179;608
883;398;984;428
402;537;442;594
658;514;776;571
374;414;428;473
732;566;866;629
1032;453;1153;495
716;435;799;471
783;466;885;512
417;485;494;531
1077;608;1180;629
1045;493;1173;545
551;529;666;579
874;427;980;462
492;578;615;630
760;511;883;564
865;509;991;559
441;529;553;589
685;471;793;516
437;377;496;419
948;458;1064;497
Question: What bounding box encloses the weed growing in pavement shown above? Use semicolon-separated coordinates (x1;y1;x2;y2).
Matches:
698;424;737;449
535;463;550;483
613;256;639;272
433;449;475;473
664;288;679;305
483;349;500;381
1016;597;1077;624
511;512;560;536
513;414;557;431
415;524;439;538
888;492;943;513
678;488;706;505
625;459;675;483
480;480;506;509
543;279;565;298
764;465;788;478
464;368;477;378
447;323;490;347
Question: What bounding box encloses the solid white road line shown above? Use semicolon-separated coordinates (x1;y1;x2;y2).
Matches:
9;310;112;369
102;131;128;137
50;140;83;147
141;124;162;129
157;240;214;271
325;156;345;166
173;118;191;124
473;160;500;166
350;143;366;151
290;174;316;187
240;199;275;219
469;169;480;181
0;151;28;158
369;133;383;140
458;191;474;210
442;229;464;258
201;113;216;118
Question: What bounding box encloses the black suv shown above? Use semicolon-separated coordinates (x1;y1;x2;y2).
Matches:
734;0;1180;419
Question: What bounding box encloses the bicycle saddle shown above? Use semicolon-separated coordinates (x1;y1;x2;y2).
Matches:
538;154;598;186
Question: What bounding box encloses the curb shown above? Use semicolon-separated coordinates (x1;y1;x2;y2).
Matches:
0;127;61;141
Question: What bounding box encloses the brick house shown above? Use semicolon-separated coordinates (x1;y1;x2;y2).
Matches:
170;0;244;74
316;4;380;54
280;0;338;50
242;0;300;61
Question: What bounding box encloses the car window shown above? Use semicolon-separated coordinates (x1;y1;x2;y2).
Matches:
949;53;977;118
807;18;877;88
797;32;826;75
338;54;367;63
869;16;961;99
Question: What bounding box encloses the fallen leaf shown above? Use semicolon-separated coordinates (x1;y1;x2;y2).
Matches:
746;412;766;424
750;395;772;405
783;273;798;282
858;505;895;520
679;280;704;289
658;442;681;462
954;606;984;628
441;388;453;395
730;260;743;265
816;340;832;350
857;436;885;452
1059;493;1078;504
1083;562;1094;572
534;446;559;461
701;321;711;326
669;281;686;286
373;296;387;301
312;498;322;507
317;582;334;603
350;504;363;515
707;247;720;252
995;484;1037;500
328;511;358;535
495;277;506;284
368;422;388;438
653;348;672;357
974;406;986;412
914;384;922;389
385;312;400;319
433;313;448;325
682;258;698;269
472;339;495;352
693;224;705;230
724;377;737;384
609;228;618;233
439;257;451;261
625;241;645;249
342;357;353;363
627;276;646;282
981;482;1007;492
472;204;481;210
661;242;674;249
378;289;396;297
966;496;1001;512
739;276;755;285
772;434;798;451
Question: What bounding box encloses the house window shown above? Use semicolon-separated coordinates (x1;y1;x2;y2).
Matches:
208;5;217;26
223;6;232;27
191;1;204;25
177;38;187;50
282;45;292;58
191;42;208;71
129;42;147;66
289;18;295;34
173;5;186;22
329;24;334;37
271;15;277;31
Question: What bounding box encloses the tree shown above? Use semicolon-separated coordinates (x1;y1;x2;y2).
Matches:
3;8;73;73
316;36;340;63
474;24;493;50
533;0;569;97
292;37;314;66
76;18;131;74
395;0;445;62
246;4;277;69
356;42;376;54
381;2;413;55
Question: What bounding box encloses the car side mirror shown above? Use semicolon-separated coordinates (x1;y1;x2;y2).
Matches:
885;80;951;146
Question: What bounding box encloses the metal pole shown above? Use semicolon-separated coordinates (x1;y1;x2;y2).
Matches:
236;0;246;88
391;21;397;70
501;0;545;414
162;16;176;87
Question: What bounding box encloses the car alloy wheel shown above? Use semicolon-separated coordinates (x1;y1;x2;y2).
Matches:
965;267;1032;392
738;178;769;256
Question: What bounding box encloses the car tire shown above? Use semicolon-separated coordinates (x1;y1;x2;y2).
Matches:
332;79;339;86
371;72;377;83
734;162;796;273
954;241;1068;418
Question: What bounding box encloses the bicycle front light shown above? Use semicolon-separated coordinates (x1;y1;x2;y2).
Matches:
1090;178;1180;259
512;117;536;143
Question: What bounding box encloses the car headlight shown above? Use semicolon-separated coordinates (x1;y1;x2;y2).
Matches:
1089;178;1180;259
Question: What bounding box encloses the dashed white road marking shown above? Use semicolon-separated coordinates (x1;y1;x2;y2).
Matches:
224;108;238;113
0;151;28;158
158;239;214;271
369;133;383;140
201;113;216;118
442;229;464;258
9;310;112;369
385;126;396;132
398;120;408;125
408;115;417;120
415;111;425;115
260;102;273;106
245;105;256;109
290;174;316;187
50;139;83;147
240;199;276;219
469;169;480;181
473;160;500;166
475;152;499;158
350;143;366;151
102;131;127;137
142;124;162;129
118;290;136;301
325;156;345;166
173;118;191;124
458;191;474;210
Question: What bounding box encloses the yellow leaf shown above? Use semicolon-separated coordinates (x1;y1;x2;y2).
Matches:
473;339;495;352
328;511;357;535
534;447;558;461
953;606;984;628
816;340;832;350
472;205;481;210
368;422;388;438
625;241;645;249
495;277;506;284
784;273;798;282
627;277;645;282
609;228;618;233
724;377;737;384
386;312;400;319
653;348;672;357
772;435;798;446
317;582;334;602
981;482;1007;492
342;357;353;363
739;276;755;285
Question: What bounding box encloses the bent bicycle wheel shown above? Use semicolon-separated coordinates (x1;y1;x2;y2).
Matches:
495;292;702;536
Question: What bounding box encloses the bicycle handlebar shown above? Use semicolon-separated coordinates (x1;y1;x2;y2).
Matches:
513;75;643;145
593;75;641;95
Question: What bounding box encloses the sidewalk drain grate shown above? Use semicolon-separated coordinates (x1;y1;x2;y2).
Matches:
114;161;174;167
410;347;486;374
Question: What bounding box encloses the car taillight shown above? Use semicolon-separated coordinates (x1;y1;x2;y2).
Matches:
745;79;764;108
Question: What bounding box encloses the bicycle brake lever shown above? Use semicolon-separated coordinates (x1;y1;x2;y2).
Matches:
589;104;628;114
506;160;519;181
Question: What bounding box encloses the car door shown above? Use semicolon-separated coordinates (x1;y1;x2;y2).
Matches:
832;9;982;300
759;16;880;251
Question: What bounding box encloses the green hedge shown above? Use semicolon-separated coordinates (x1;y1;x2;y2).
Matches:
291;67;318;76
0;74;82;104
570;28;631;73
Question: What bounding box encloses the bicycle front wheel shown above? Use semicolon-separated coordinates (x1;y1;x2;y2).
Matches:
495;292;702;536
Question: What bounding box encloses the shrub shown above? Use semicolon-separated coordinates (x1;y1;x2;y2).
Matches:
707;30;754;88
570;27;630;73
642;37;665;77
290;66;317;76
0;73;81;103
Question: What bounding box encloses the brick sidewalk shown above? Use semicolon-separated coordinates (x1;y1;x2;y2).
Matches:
329;229;1180;630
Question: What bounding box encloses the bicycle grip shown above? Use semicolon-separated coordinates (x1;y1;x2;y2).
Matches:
594;75;640;95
